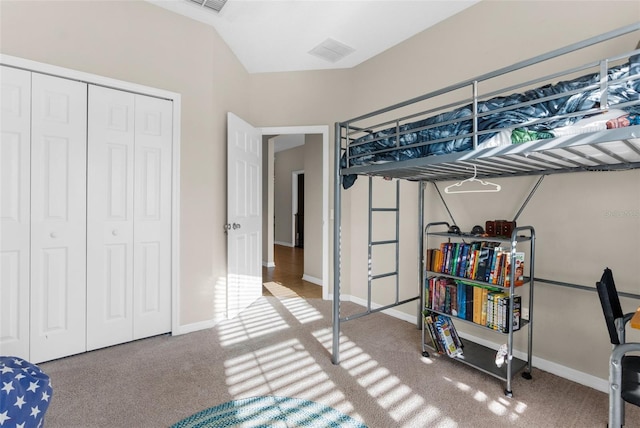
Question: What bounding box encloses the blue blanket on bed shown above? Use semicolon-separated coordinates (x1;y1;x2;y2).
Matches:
341;53;640;189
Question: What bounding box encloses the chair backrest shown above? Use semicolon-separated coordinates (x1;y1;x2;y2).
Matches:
596;267;624;345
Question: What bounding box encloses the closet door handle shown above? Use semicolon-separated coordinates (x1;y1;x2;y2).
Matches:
50;232;58;238
112;229;119;236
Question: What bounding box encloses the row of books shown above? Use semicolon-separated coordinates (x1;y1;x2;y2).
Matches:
423;313;463;358
426;241;525;287
426;276;522;333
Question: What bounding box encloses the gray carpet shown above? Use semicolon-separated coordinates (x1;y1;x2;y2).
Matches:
39;289;640;427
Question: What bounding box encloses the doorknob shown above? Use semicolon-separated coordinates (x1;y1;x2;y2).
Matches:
224;223;241;233
50;232;58;238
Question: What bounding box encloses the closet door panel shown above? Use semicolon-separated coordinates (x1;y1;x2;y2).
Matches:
87;85;135;351
30;73;87;363
133;94;172;339
0;66;31;359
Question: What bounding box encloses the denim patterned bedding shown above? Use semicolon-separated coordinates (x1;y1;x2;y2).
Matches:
341;52;640;189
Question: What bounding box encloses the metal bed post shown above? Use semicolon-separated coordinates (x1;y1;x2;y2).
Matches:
526;228;536;377
418;181;425;330
332;122;343;365
394;179;400;305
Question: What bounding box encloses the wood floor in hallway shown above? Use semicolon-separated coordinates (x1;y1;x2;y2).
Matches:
262;244;322;299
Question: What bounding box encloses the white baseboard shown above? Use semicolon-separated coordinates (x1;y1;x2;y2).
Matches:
333;295;609;393
347;295;418;324
302;274;323;286
453;331;609;393
172;318;221;336
274;241;294;247
263;261;275;268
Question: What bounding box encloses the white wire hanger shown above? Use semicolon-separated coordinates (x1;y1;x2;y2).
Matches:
444;165;501;194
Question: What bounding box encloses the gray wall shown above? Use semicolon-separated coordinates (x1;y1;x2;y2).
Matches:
303;134;323;281
2;0;639;383
273;145;304;245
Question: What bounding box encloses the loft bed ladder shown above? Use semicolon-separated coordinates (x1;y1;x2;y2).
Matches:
332;172;421;364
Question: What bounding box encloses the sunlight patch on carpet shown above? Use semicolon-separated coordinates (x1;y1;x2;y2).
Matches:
311;328;447;426
171;396;367;428
263;281;323;324
218;297;289;346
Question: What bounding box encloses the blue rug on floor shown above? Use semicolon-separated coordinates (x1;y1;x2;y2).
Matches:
171;396;367;428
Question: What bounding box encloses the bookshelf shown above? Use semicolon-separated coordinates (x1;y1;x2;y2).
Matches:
421;222;535;397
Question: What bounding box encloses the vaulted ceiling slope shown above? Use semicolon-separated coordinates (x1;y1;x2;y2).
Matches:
148;0;480;73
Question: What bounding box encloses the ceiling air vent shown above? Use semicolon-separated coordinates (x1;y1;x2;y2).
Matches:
308;38;355;63
188;0;227;13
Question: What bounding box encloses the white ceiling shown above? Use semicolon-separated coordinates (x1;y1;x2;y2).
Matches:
149;0;479;73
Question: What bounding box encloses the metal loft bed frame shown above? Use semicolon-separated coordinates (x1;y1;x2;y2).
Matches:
332;23;640;364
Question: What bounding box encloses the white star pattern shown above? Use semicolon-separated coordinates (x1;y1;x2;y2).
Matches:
29;406;41;418
14;395;26;409
1;381;14;394
0;357;51;427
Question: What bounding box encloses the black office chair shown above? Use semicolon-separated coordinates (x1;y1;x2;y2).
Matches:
596;267;640;427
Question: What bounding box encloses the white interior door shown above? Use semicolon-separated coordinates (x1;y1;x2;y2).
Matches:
87;85;135;351
227;113;262;319
30;73;87;363
0;66;31;358
132;93;172;339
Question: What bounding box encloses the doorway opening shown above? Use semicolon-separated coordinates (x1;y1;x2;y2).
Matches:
261;126;329;301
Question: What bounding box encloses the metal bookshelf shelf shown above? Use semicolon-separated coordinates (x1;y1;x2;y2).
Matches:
421;222;536;397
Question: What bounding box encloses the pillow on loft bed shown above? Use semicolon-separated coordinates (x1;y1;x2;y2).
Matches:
341;51;640;190
483;109;639;147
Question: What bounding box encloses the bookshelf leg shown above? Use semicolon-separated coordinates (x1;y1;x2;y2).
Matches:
522;371;532;380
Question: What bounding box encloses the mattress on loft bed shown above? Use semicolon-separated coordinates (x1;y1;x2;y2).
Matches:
341;52;640;189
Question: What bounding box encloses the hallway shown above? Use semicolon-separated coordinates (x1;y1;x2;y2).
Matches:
262;244;322;299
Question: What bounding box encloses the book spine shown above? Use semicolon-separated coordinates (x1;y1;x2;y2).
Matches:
487;292;494;329
473;287;482;324
465;284;474;321
514;252;525;286
480;288;489;326
457;282;466;320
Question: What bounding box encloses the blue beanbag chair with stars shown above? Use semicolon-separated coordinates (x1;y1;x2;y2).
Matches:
0;356;53;428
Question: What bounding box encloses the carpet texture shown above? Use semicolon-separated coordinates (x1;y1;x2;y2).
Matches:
171;396;367;428
38;291;640;427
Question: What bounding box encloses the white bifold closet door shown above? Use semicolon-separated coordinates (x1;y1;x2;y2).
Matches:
0;66;31;358
30;73;88;363
87;85;172;351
